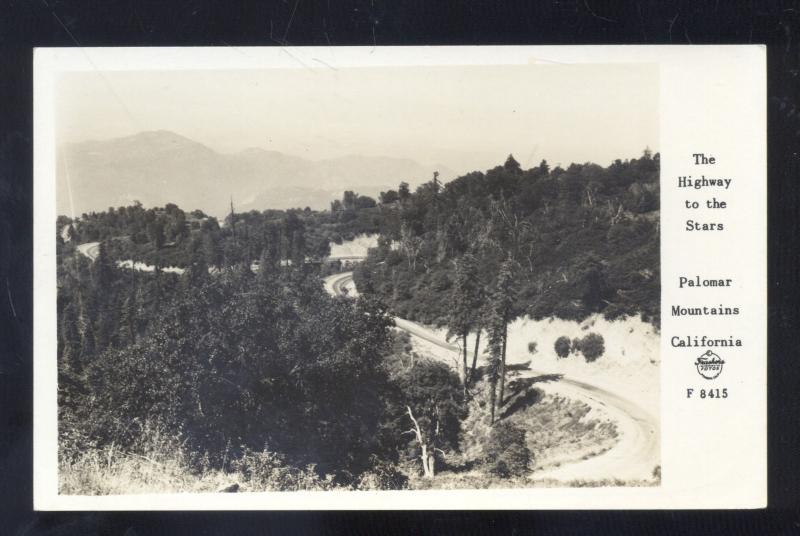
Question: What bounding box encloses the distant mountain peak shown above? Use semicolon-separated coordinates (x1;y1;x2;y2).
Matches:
119;130;212;150
66;130;214;154
130;129;198;143
133;129;188;139
57;130;457;217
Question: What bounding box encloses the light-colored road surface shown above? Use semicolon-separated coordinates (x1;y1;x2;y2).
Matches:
76;242;100;260
325;271;463;352
76;241;185;274
323;271;660;483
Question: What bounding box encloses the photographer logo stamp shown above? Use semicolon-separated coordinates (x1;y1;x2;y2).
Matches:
695;350;725;379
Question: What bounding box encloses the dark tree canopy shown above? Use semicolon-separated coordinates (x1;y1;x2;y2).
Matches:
57;238;400;479
354;150;660;328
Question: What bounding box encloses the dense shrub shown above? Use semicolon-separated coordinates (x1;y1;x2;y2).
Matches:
577;333;605;362
527;341;538;355
483;421;532;478
356;457;409;490
554;336;571;358
231;448;336;491
391;359;465;477
64;262;400;479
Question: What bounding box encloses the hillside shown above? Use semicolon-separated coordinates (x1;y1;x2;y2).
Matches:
353;152;660;326
55;151;661;494
57;130;454;218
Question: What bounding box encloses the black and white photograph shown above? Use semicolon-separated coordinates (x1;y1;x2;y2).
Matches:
49;57;662;497
0;0;789;526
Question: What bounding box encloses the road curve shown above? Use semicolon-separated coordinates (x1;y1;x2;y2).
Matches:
323;271;660;483
76;242;100;261
76;241;186;274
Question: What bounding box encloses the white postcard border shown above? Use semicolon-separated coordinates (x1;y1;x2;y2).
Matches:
34;45;766;510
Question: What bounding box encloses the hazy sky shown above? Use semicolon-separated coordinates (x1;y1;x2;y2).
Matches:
57;63;658;175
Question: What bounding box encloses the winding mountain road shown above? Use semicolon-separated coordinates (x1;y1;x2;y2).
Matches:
324;271;660;483
76;241;185;274
75;241;659;483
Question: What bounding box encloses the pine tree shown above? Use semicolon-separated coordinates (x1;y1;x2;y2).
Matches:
447;253;481;392
59;302;81;372
504;154;522;175
91;241;114;292
79;319;96;365
186;235;209;285
487;326;502;424
202;231;220;269
470;328;482;383
538;159;549;175
257;247;274;284
229;197;237;239
264;222;281;270
65;223;76;242
118;288;137;347
398;182;411;204
487;257;517;421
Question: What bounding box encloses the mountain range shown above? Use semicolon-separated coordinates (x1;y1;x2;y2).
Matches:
56;130;454;218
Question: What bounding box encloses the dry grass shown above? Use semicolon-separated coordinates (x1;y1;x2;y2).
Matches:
59;376;627;494
59;423;382;494
59;449;232;495
59;425;232;495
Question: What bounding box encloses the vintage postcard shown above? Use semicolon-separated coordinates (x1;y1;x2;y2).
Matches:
33;45;766;509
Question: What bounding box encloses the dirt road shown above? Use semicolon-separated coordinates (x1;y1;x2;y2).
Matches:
323;271;660;484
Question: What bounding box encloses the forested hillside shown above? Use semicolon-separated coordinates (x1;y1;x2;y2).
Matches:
58;190;389;271
56;150;660;493
56;194;456;491
57;249;409;486
354;151;660;328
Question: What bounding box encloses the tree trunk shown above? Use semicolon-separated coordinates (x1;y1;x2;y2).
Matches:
462;332;469;389
489;378;497;424
421;444;433;478
498;322;508;408
470;330;481;381
407;406;434;478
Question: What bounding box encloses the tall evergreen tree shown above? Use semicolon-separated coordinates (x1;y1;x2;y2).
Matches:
504;154;522;174
78;318;96;365
487;328;502;425
487;257;517;422
186;235;210;285
59;302;81;372
447;253;481;392
118;288;138;347
257;247;276;284
398;182;410;204
91;241;114;292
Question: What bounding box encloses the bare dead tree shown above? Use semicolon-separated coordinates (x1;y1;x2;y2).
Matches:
403;406;439;478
